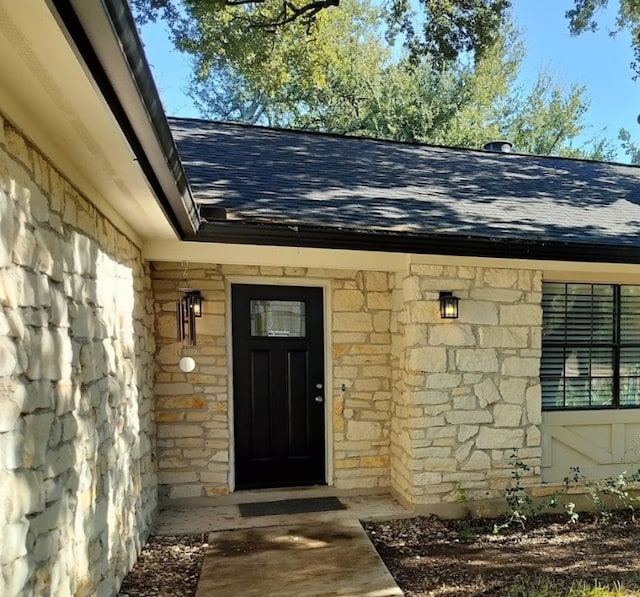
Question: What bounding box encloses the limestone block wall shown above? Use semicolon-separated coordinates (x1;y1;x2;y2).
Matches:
332;270;392;489
152;264;393;498
152;263;229;499
0;114;156;595
390;264;543;508
389;269;418;503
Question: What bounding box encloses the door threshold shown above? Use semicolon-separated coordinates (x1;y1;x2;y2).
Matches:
160;486;391;508
229;485;337;505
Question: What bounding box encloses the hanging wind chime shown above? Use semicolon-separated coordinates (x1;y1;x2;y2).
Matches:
176;262;203;372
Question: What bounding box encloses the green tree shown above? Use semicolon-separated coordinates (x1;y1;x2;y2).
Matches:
186;0;392;126
183;5;612;159
567;0;640;76
566;1;640;161
132;0;511;81
619;128;640;163
135;0;616;159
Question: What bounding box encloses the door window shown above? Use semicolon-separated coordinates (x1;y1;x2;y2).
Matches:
250;299;306;337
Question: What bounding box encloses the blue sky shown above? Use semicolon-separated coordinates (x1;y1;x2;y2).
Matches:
139;0;639;161
512;0;638;160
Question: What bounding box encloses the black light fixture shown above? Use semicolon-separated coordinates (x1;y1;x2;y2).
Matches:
439;291;459;319
177;289;203;346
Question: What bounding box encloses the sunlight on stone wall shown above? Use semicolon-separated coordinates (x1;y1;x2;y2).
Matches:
0;113;156;595
390;264;543;510
152;264;393;498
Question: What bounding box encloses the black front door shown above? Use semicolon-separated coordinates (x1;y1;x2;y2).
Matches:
232;284;325;489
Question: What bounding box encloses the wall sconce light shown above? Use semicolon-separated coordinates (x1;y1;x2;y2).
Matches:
439;291;459;319
177;289;203;346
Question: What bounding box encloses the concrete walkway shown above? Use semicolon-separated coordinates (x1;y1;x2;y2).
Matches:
154;488;411;597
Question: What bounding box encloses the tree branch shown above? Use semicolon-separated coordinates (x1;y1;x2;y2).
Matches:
226;0;266;5
250;0;340;29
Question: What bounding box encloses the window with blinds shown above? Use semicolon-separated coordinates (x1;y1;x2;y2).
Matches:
541;283;640;410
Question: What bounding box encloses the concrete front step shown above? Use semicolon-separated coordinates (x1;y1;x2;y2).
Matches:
196;519;403;597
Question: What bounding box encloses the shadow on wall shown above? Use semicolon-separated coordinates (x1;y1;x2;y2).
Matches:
0;117;156;596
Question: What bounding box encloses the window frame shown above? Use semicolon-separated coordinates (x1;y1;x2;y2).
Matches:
249;298;308;338
541;282;640;411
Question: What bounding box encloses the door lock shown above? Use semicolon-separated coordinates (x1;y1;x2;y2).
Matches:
314;395;324;403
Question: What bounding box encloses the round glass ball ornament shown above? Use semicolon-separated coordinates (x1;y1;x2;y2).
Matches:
179;356;196;373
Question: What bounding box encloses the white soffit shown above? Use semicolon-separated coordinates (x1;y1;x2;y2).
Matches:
144;240;640;280
0;1;177;242
143;240;409;271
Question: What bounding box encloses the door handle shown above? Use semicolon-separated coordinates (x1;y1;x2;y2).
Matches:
314;396;324;403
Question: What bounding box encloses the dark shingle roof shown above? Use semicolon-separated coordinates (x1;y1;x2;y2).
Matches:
168;117;640;259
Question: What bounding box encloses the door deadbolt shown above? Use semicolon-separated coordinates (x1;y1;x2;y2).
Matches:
316;383;323;389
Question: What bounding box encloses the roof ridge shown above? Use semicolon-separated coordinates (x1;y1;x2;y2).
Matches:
166;116;639;169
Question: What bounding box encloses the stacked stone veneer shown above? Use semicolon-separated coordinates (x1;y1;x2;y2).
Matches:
390;264;543;507
0;113;156;595
331;270;392;489
152;264;392;498
153;261;547;507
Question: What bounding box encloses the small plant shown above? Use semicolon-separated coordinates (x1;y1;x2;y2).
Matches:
494;451;585;533
566;466;640;522
566;579;635;596
493;450;535;533
492;449;640;534
564;501;579;524
453;481;481;539
457;524;476;540
453;481;473;516
506;452;534;520
559;466;584;524
603;469;640;514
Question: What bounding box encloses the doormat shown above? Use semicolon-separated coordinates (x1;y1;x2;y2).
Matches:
238;496;346;518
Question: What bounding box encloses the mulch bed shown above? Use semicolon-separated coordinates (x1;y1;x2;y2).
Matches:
118;534;208;597
363;511;640;596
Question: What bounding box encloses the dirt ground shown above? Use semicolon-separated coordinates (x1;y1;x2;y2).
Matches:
363;511;640;596
118;512;640;597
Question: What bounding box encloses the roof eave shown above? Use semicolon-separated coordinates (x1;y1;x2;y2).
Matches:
196;220;640;265
48;0;200;238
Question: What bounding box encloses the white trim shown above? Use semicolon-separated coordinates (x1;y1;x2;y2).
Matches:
0;2;175;245
542;270;640;284
225;275;334;489
0;91;145;248
224;280;235;492
145;241;640;284
324;282;334;486
542;409;640;426
144;240;406;271
410;253;640;277
541;408;640;482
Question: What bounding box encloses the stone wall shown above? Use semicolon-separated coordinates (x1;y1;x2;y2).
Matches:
153;263;228;499
153;260;546;507
152;264;393;498
332;269;392;489
390;264;543;509
0;113;156;595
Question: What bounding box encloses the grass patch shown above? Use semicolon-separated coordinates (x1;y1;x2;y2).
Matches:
506;579;640;596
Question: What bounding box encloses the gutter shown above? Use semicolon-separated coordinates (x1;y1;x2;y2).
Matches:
47;0;200;238
196;220;640;265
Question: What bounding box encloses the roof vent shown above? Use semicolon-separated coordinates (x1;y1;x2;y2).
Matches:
199;204;227;221
483;140;513;153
